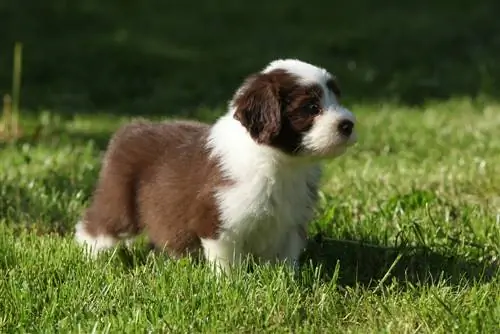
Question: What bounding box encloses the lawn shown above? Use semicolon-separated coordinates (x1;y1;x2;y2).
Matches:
1;1;500;333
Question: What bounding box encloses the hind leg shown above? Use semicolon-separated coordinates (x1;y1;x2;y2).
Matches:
75;219;119;257
75;168;140;258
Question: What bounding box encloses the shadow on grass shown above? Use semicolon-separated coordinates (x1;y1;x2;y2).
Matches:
301;233;499;288
1;0;500;117
107;231;499;290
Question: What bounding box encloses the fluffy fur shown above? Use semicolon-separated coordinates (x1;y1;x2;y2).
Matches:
75;58;357;274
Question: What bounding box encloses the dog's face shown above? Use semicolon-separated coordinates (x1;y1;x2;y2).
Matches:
232;59;357;159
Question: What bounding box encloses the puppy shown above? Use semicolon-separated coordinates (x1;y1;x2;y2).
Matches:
75;59;357;273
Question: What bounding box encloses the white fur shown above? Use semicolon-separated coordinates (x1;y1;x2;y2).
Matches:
302;105;357;157
205;115;320;273
202;59;357;274
263;59;332;86
75;220;117;257
204;111;319;274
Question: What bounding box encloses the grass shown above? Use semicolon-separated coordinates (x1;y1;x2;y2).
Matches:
0;99;499;333
1;0;500;332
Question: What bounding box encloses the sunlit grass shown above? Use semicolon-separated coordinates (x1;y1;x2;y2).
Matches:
0;99;499;332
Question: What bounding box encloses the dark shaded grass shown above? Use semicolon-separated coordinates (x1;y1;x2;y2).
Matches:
1;0;500;116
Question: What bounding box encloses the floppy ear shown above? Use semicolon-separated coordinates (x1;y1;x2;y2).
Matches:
232;74;281;144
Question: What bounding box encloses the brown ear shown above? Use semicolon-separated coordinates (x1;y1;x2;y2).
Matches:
232;73;281;144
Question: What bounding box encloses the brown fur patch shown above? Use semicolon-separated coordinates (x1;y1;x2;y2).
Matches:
82;120;231;258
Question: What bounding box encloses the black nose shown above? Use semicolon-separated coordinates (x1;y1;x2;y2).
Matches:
338;119;354;137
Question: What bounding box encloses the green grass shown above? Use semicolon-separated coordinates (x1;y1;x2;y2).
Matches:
1;1;500;332
1;99;499;333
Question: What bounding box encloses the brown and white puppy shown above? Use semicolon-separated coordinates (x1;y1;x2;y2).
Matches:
75;59;357;273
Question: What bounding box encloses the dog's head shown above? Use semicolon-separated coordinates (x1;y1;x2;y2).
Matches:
231;59;357;159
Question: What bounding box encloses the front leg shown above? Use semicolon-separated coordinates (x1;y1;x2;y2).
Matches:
201;237;242;275
277;225;308;273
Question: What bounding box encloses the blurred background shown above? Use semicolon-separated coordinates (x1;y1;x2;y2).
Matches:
1;0;499;119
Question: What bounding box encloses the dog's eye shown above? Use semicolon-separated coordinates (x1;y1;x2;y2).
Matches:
303;103;320;115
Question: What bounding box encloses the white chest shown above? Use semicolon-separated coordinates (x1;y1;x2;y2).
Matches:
214;167;319;257
205;116;322;261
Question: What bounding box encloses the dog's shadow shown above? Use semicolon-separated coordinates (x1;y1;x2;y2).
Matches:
300;233;498;288
116;233;498;288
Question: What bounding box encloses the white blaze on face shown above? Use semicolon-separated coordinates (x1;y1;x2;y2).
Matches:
302;105;357;156
263;58;357;157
